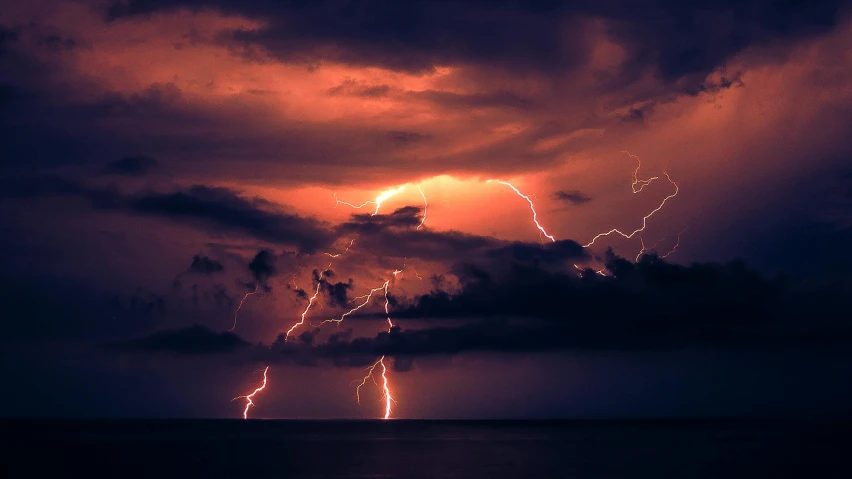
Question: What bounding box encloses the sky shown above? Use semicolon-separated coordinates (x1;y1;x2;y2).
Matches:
2;0;852;419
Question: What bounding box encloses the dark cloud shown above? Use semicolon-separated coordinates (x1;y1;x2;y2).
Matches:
341;206;424;234
396;251;785;321
622;108;646;123
314;268;354;308
130;186;332;252
101;156;159;177
127;288;167;317
187;254;224;275
386;130;433;146
337;206;586;264
116;324;249;354
248;249;276;283
553;190;593;205
0;25;20;55
118;253;852;366
107;0;845;87
37;34;77;51
342;218;500;262
486;239;585;264
0;176;334;252
327;79;391;98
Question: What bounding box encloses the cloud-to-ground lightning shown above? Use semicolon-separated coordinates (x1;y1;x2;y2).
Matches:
352;289;397;419
222;150;679;419
488;180;556;242
583;171;679;248
335;184;408;216
233;366;269;419
354;355;395;419
313;268;399;418
417;185;427;230
229;284;260;331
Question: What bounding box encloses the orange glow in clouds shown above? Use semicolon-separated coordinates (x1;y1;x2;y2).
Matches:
335;185;409;216
488;180;556;242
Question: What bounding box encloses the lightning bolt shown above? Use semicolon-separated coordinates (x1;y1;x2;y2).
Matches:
285;263;331;340
354;355;395;419
325;239;355;258
319;279;391;327
488;180;556;242
660;230;686;259
417;185;427;230
623;150;660;193
317;270;398;418
335;184;408;216
219;151;678;420
229;284;260;332
635;230;686;262
635;236;650;263
233;366;269;420
583;171;679;248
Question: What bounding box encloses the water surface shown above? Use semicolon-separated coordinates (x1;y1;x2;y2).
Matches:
3;419;849;478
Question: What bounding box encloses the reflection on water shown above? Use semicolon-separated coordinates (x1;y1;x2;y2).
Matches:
4;419;850;478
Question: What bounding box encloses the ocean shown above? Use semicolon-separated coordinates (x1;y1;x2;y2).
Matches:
3;419;850;478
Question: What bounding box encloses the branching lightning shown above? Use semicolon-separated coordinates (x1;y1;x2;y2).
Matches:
583;171;679;248
635;230;686;262
624;150;660;193
220;150;682;420
229;284;260;332
233;366;269;419
285;263;331;340
335;184;408;216
488;180;556;242
319;280;391;327
354;355;395;419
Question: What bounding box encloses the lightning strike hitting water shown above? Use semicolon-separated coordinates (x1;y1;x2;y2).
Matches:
317;270;398;418
229;285;260;331
488;180;556;242
417;185;427;230
583;172;679;248
335;184;408;216
224;153;677;419
354;355;395;419
233;366;269;419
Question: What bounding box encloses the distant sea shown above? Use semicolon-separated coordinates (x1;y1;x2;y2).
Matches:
3;419;850;478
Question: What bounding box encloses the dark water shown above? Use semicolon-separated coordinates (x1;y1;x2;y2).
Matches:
3;419;850;478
